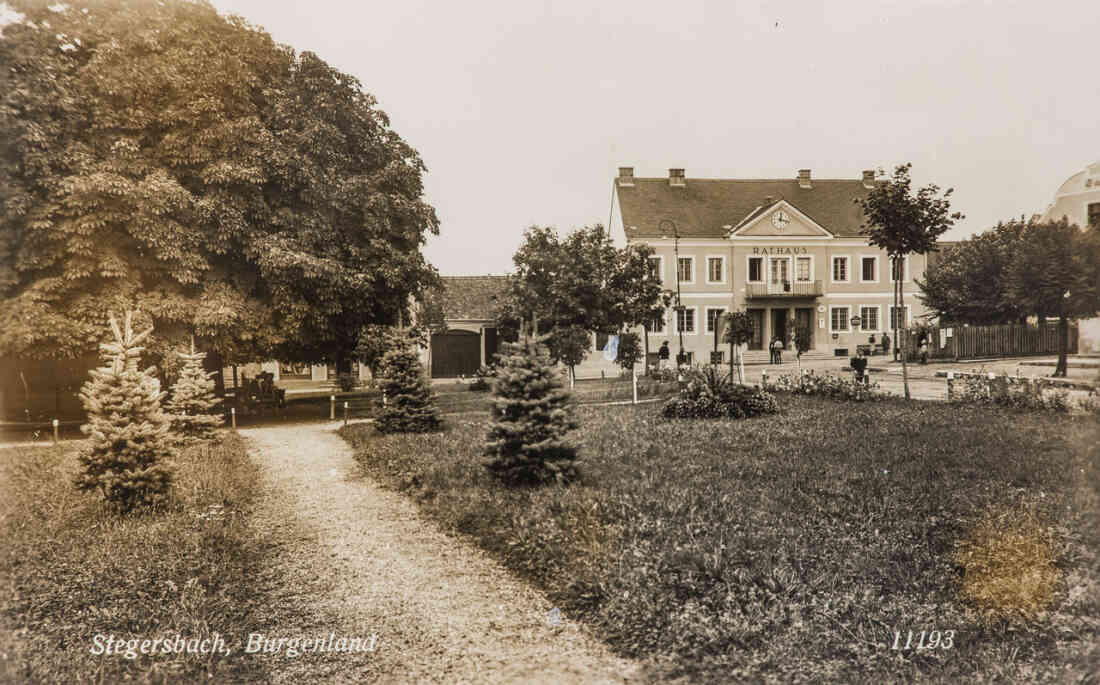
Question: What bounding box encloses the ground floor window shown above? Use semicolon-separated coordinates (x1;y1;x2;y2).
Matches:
859;306;879;332
677;307;696;334
705;307;726;334
830;306;850;332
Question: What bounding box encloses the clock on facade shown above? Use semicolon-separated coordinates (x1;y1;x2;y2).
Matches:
771;210;791;230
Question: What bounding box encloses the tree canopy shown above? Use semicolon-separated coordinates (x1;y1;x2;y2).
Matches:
0;0;439;365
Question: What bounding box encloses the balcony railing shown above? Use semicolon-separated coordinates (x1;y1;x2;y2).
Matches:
745;280;823;298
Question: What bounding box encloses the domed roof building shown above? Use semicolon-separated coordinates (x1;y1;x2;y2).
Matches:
1041;161;1100;228
1040;161;1100;352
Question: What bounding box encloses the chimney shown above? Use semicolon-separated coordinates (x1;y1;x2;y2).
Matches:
668;168;685;187
862;169;875;189
798;169;812;189
617;167;634;187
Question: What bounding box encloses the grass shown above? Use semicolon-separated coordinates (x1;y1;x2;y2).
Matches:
341;397;1100;683
0;434;287;683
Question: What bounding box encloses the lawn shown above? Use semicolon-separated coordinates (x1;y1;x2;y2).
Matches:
341;397;1100;683
0;434;303;682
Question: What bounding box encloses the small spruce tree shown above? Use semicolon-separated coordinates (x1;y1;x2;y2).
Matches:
484;341;579;485
166;338;224;445
376;346;441;433
75;311;175;511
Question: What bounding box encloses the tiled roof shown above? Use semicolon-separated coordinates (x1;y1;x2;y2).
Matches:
617;177;879;239
439;275;512;321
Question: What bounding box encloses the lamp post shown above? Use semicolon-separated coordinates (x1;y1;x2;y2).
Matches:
659;219;686;366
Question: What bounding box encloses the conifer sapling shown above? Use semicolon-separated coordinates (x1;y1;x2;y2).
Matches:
166;337;223;444
75;311;175;511
376;346;441;433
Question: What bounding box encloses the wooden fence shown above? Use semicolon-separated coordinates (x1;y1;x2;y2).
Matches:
899;323;1078;361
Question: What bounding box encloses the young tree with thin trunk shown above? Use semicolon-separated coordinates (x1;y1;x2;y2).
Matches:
856;164;963;399
722;311;755;384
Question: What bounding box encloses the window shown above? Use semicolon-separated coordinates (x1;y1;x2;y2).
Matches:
859;306;879;332
831;306;850;332
889;256;909;282
889;305;909;330
677;257;694;283
647;256;662;281
1089;202;1100;227
646;310;666;334
769;257;790;286
676;307;695;334
861;256;877;282
747;256;764;282
707;257;724;283
796;256;811;282
832;256;849;282
705;307;726;334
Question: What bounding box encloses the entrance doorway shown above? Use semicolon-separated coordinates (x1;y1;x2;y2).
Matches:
795;308;814;349
771;309;789;344
747;309;765;349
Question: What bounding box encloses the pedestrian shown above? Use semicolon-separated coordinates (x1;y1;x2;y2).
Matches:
771;337;784;365
657;341;670;370
851;348;869;385
920;339;929;365
881;332;890;357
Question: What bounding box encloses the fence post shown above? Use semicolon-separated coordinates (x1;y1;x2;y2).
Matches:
761;369;768;388
632;364;638;405
987;372;996;400
52;418;59;445
946;371;954;400
230;406;236;430
344;401;349;427
330;395;335;420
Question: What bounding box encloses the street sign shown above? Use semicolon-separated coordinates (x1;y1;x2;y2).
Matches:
850;315;862;327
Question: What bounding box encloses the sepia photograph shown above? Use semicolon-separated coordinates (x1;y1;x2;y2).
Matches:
0;0;1097;682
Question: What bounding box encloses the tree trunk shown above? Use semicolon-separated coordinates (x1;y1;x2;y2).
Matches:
892;265;900;361
643;326;650;377
1054;312;1069;377
569;364;576;388
899;273;910;399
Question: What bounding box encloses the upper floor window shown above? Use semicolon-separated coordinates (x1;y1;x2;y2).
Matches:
747;257;763;282
832;256;849;282
796;256;811;282
677;257;694;283
1089;202;1100;227
861;256;877;282
707;257;724;283
647;256;662;281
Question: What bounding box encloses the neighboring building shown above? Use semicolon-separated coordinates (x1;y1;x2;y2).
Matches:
1040;160;1100;352
613;166;936;362
423;275;512;377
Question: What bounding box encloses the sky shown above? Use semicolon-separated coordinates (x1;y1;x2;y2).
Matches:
9;1;1099;275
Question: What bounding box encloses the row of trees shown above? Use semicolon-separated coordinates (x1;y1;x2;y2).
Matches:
919;217;1100;376
1;0;440;370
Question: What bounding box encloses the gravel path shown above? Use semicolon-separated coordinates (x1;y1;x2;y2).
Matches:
240;421;641;684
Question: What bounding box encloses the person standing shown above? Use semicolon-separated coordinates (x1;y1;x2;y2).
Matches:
771;337;784;365
920;339;929;365
851;348;869;384
881;332;890;357
657;341;670;370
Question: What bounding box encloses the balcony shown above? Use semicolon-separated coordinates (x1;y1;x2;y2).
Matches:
745;280;823;299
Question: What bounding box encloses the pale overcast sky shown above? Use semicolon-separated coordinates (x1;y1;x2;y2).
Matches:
10;1;1099;275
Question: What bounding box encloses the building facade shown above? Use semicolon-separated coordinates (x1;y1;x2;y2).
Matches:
1040;160;1100;352
614;167;934;362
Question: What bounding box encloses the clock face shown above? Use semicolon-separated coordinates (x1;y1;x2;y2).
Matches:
771;210;791;230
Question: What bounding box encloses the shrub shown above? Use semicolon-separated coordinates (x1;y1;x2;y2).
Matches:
74;311;175;512
376;348;441;433
662;365;779;419
765;369;888;401
952;373;1071;413
484;341;579;485
469;364;495;392
165;339;223;445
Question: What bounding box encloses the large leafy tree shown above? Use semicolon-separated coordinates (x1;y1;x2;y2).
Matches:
1006;218;1100;377
502;223;668;353
918;220;1029;325
856;163;963;399
0;0;439;367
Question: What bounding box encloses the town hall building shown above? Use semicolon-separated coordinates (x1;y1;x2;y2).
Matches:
614;167;936;363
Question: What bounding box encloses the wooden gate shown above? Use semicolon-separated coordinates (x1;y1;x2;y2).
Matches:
431;330;481;378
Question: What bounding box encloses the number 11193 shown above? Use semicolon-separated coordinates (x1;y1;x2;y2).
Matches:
891;629;954;650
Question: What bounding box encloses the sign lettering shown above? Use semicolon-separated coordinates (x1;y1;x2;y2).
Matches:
751;247;810;255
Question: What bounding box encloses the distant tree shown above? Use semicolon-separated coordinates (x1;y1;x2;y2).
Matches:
75;311;175;512
546;325;591;388
0;0;439;367
1006;219;1100;377
793;325;813;372
166;338;223;445
919;220;1029;325
856;163;963;399
616;332;642;372
722;311;755;383
484;341;578;486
